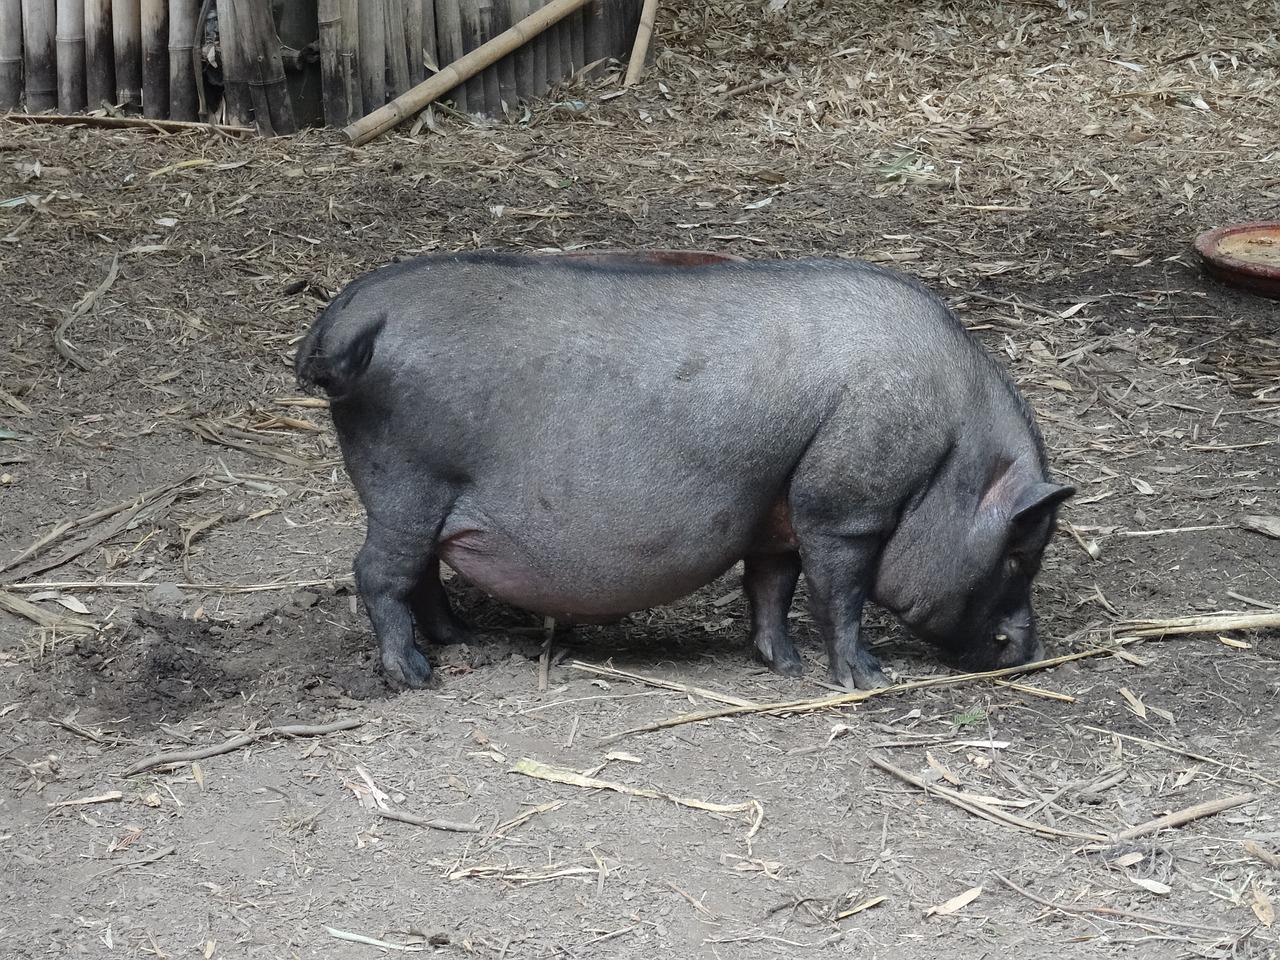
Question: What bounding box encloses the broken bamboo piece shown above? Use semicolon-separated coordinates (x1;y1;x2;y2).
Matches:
623;0;658;86
343;0;595;145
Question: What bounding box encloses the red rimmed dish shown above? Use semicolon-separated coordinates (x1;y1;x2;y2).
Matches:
1194;222;1280;299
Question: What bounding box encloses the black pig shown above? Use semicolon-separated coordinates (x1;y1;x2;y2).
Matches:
295;252;1073;689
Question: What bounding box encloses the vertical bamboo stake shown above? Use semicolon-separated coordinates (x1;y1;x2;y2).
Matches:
318;0;346;124
357;0;385;115
581;0;605;75
528;0;547;99
566;6;583;75
168;0;198;120
457;1;484;111
475;0;498;112
491;0;516;110
0;0;21;111
434;0;466;111
508;0;535;101
403;0;424;86
623;0;656;86
339;0;359;123
21;0;57;111
84;0;115;109
140;0;167;117
230;0;295;134
112;0;142;107
214;0;249;124
55;0;87;112
541;0;560;96
384;0;410;101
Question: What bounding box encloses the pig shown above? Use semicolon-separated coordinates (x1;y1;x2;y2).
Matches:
295;251;1074;690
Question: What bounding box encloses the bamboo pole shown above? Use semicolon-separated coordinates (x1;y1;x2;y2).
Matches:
492;0;516;110
84;0;115;108
345;0;593;144
140;0;167;117
508;0;534;101
275;0;321;126
230;0;295;135
21;0;57;111
475;0;499;112
356;0;384;115
214;0;249;124
338;0;359;123
541;0;561;97
403;0;424;85
55;0;87;112
0;0;20;111
317;0;346;125
566;5;583;74
112;0;142;107
623;0;657;86
384;0;409;101
457;1;484;110
168;0;198;120
434;0;466;112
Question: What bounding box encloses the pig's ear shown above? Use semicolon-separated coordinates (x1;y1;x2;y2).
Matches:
1010;482;1075;527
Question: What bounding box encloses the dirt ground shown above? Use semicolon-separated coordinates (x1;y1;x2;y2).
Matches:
2;2;1279;957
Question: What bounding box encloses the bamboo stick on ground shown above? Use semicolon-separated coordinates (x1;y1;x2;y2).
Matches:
1;110;253;134
345;0;595;144
22;0;57;111
55;0;87;112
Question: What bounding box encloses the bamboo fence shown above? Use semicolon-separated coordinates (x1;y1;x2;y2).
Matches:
0;0;644;133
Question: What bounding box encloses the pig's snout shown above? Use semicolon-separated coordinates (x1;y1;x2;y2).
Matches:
992;614;1042;668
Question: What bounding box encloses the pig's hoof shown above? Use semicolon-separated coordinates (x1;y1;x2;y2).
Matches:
829;660;891;691
763;653;806;678
382;647;434;688
754;636;805;677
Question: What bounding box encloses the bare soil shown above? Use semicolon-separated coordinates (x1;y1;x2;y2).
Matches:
2;2;1278;958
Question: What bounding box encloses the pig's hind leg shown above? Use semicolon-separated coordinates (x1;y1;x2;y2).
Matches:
408;556;473;646
354;535;440;688
744;551;805;677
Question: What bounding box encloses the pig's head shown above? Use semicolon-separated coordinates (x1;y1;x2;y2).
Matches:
873;456;1074;672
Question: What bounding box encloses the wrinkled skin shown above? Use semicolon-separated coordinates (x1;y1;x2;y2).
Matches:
295;252;1073;690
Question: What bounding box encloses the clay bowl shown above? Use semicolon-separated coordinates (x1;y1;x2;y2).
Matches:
1194;222;1280;299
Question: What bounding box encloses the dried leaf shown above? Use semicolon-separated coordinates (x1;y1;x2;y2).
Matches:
925;885;983;917
1118;687;1147;719
1240;515;1280;539
1250;886;1275;927
1131;877;1172;895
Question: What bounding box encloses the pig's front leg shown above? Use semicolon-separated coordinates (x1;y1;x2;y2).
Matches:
354;535;435;688
798;534;891;689
743;551;805;677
